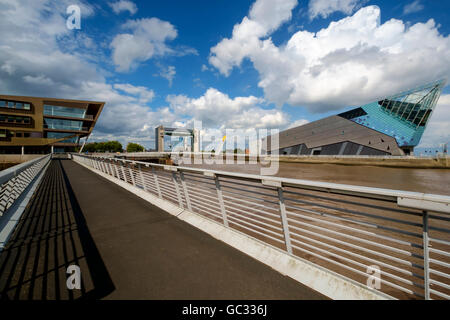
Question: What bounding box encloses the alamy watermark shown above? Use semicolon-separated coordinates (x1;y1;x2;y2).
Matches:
165;121;280;176
66;5;81;30
366;265;381;290
66;265;81;290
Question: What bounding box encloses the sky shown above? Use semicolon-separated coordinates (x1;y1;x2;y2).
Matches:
0;0;449;150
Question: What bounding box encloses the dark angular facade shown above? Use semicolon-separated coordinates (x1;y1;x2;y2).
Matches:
262;80;446;156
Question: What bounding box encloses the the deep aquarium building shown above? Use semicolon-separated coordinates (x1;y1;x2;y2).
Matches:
262;79;446;156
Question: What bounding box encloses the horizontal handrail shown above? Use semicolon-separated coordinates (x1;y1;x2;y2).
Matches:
84;154;450;212
0;154;49;186
0;154;51;217
72;154;450;300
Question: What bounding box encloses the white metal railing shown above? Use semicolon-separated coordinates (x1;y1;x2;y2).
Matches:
72;154;450;300
0;154;51;217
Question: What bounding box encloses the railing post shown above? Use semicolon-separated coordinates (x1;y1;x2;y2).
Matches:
120;161;127;183
179;171;192;211
423;210;430;300
138;164;147;191
172;171;184;208
214;175;228;227
114;161;120;179
152;167;162;198
277;186;292;255
129;163;136;186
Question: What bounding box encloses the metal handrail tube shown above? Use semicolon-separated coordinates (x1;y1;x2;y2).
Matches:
222;194;280;215
222;199;282;223
72;154;450;299
190;204;223;220
429;238;450;246
226;214;284;239
284;194;424;229
221;183;279;199
429;247;450;257
286;204;423;249
226;217;285;244
290;238;422;296
89;155;450;208
290;228;423;279
430;279;450;290
283;188;423;218
0;154;49;185
286;200;423;240
429;259;450;269
430;289;450;300
188;193;219;207
286;215;423;260
290;229;425;287
430;269;450;280
221;187;279;206
287;221;422;270
224;208;283;232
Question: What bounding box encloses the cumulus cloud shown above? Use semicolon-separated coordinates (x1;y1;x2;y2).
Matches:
110;18;178;72
158;65;176;87
209;3;450;113
109;0;138;15
209;0;297;76
403;0;424;15
167;88;290;130
308;0;364;19
113;83;155;103
0;0;175;147
418;94;450;148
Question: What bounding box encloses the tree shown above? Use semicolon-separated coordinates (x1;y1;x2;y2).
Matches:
126;142;145;153
83;140;122;153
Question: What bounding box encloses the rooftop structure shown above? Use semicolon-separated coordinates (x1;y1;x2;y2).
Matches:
263;79;446;156
0;95;104;154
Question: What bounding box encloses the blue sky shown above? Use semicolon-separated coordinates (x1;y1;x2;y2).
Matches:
0;0;449;149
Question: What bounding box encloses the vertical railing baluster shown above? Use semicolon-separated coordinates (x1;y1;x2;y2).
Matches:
278;186;292;255
172;171;184;208
152;167;162;198
214;175;228;227
179;171;192;211
138;164;146;191
129;163;136;186
423;210;430;300
120;161;127;183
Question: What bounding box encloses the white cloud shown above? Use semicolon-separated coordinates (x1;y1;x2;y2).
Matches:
288;119;309;129
308;0;363;19
403;0;424;15
109;0;138;15
0;0;176;148
110;18;178;72
209;3;450;113
418;94;450;147
167;88;290;130
209;0;297;76
113;83;155;103
158;65;176;87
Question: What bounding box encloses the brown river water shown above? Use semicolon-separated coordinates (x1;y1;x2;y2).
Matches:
180;161;450;196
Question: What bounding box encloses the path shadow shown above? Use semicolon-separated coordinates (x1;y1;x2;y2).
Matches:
0;159;115;300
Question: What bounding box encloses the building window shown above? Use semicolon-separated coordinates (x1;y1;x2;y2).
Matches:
7;102;14;108
44;104;86;119
24;103;31;110
0;114;32;125
0;101;5;107
44;118;83;130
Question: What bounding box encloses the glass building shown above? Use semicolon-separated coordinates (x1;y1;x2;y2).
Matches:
263;79;446;156
0;95;104;154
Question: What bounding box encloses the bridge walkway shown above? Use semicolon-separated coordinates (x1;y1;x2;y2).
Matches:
0;159;326;300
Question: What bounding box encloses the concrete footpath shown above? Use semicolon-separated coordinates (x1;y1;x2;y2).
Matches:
0;159;326;300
